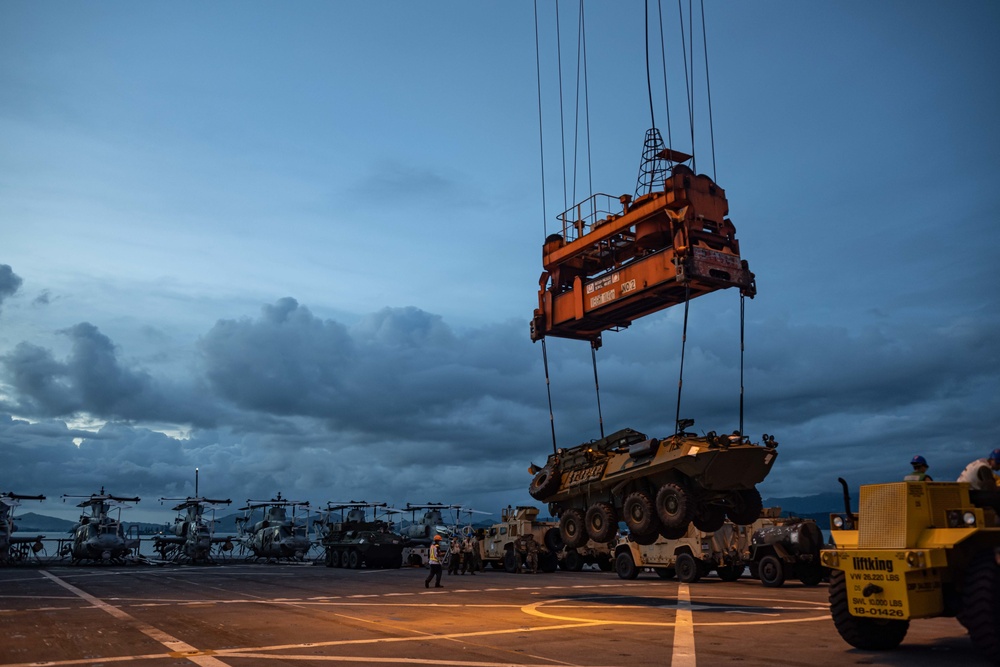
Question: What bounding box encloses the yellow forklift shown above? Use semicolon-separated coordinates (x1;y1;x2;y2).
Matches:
821;478;1000;655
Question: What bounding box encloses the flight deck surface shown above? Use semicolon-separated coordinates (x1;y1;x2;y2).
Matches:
0;564;987;667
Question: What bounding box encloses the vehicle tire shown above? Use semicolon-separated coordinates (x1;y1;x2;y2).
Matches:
632;530;660;545
407;552;423;567
716;564;743;582
692;504;726;533
655;567;676;580
659;524;689;540
616;551;639;580
325;549;334;567
675;553;701;583
726;488;764;525
348;550;362;569
503;548;518;574
958;550;1000;656
529;466;561;500
624;490;660;536
543;527;564;553
559;508;588;549
654;483;694;535
585;502;618;543
758;555;785;587
596;554;613;572
540;552;558;573
340;550;351;568
564;549;584;572
829;570;909;649
797;563;825;587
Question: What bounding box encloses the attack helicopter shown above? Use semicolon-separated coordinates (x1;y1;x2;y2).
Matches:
154;497;233;563
396;503;461;544
0;492;46;564
60;488;141;564
235;493;312;561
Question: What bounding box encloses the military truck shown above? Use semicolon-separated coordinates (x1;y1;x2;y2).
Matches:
318;502;405;569
613;519;751;582
820;479;1000;656
747;508;826;587
528;421;778;548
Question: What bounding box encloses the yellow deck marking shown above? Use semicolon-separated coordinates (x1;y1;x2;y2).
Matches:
672;583;696;667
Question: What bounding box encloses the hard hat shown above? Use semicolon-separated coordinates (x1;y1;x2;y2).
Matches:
989;449;1000;462
910;455;927;467
433;535;442;541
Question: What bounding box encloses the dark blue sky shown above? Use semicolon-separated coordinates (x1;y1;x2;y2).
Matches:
1;1;998;521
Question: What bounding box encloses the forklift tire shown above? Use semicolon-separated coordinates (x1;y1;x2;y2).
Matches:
959;550;1000;655
829;570;908;650
676;553;701;583
615;551;639;580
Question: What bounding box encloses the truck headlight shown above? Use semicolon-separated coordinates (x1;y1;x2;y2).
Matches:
832;516;844;529
947;510;977;528
905;551;925;568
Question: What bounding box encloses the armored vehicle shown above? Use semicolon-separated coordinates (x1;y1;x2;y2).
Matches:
821;479;1000;656
529;421;777;548
613;519;751;582
747;509;826;587
480;506;563;573
319;502;405;569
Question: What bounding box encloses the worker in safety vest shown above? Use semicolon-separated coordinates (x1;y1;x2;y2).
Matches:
424;535;444;588
958;449;1000;491
904;455;933;481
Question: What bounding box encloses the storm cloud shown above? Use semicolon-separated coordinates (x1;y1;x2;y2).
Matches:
0;264;22;313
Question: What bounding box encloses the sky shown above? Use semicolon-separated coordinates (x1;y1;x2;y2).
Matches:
2;1;999;524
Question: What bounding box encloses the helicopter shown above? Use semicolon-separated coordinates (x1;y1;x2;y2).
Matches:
0;492;46;565
60;488;141;564
395;503;462;544
235;493;311;561
154;497;233;563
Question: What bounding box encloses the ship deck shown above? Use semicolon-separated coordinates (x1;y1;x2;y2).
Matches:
0;563;986;667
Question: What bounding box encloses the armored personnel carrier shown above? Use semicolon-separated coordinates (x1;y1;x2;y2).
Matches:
319;502;405;569
528;420;777;547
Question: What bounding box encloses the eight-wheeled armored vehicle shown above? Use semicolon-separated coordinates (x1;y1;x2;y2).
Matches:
821;478;1000;657
529;421;777;548
319;502;405;569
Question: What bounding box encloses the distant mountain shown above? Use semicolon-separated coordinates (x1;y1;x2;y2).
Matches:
10;512;75;533
762;491;845;516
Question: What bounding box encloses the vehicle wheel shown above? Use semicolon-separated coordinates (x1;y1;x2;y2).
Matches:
540;552;558;573
624;490;660;536
503;548;518;574
654;483;694;535
585;502;618;543
692;504;726;533
325;549;334;567
632;529;660;545
348;550;362;569
797;563;825;587
958;550;1000;655
543;527;564;553
490;560;503;570
407;552;423;567
675;553;701;583
758;555;785;587
717;564;743;582
559;508;588;549
564;549;584;572
340;550;351;568
596;554;613;572
655;567;676;580
616;551;639;580
659;524;689;540
726;488;764;525
830;570;909;649
529;465;561;500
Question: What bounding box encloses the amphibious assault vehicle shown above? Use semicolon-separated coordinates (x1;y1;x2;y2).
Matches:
528;420;777;548
319;502;405;569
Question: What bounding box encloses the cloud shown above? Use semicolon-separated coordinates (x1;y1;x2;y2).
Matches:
0;264;23;313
